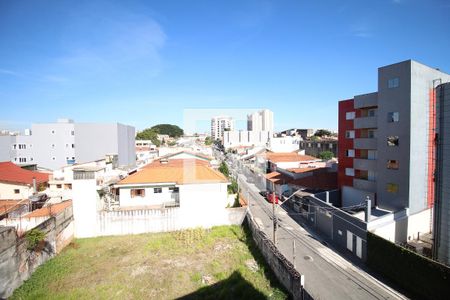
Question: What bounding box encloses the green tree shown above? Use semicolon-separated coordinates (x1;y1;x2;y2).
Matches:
318;151;334;160
136;128;160;146
314;129;332;137
204;136;213;145
219;162;229;177
150;124;184;137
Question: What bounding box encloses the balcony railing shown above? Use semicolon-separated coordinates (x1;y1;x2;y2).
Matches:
353;178;376;192
354;116;377;129
354;92;378;109
354;138;377;149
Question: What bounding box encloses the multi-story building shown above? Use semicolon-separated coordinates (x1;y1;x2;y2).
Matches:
247;109;274;132
338;60;450;222
434;82;450;265
0;119;136;170
211;116;234;141
299;139;338;158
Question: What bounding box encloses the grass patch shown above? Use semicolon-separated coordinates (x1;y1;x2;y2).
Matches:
11;225;288;300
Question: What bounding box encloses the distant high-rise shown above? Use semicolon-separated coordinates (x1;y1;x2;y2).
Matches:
211;116;234;141
247;109;274;132
0;119;136;170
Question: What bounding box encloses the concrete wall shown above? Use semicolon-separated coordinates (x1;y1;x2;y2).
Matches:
435;82;450;265
0;136;13;162
117;123;136;168
245;212;310;300
299;140;338;158
0;205;74;298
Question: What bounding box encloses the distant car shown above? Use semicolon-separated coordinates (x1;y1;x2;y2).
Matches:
259;191;279;204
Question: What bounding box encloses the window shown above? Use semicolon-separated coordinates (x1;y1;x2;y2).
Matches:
169;187;179;192
18;144;26;149
368;129;376;139
345;130;355;139
19;157;26;163
329;143;333;149
387;183;399;193
72;144;75;148
388;112;399;122
130;189;145;198
51;130;55;134
387;136;399;147
388;77;399;88
346;149;355;157
52;157;56;160
30;157;33;161
154;187;162;193
14;189;20;194
346;111;355;120
387;160;399;169
71;130;74;135
345;168;355;176
52;144;55;148
56;184;62;189
368;109;376;117
13;144;17;149
317;143;321;148
66;144;69;148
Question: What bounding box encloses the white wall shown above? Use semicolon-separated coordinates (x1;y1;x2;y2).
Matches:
0;183;33;200
72;178;99;238
119;185;176;207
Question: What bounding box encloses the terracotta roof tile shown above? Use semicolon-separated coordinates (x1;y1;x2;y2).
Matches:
119;159;227;185
0;162;49;186
263;152;319;163
25;200;72;218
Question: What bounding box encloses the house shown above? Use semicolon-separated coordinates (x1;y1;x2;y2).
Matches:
115;158;229;210
261;151;324;172
0;162;49;200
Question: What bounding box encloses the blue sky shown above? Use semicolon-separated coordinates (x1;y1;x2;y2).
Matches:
1;0;449;133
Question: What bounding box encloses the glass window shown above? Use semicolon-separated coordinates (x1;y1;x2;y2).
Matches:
388;77;399;88
388;112;399;122
154;187;162;193
346;111;355;120
368;129;376;139
131;189;145;198
346;130;355;139
345;168;355;176
387;160;399;169
169;187;179;192
387;136;399;147
14;189;20;194
346;149;355;157
368;109;376;117
387;183;399;193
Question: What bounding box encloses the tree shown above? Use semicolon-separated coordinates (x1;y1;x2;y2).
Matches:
318;151;334;160
204;136;213;145
150;124;184;137
136;128;160;146
219;162;229;177
314;129;332;137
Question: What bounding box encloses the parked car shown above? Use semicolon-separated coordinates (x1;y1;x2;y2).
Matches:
259;191;279;204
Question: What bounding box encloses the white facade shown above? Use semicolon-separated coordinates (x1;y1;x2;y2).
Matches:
211;116;234;141
0;182;34;200
223;130;272;149
247;109;274;132
268;135;302;152
0;119;136;170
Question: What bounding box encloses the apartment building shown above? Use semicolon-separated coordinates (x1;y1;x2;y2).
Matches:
211;116;234;141
247;109;274;132
434;82;450;265
338;60;450;219
0;119;136;170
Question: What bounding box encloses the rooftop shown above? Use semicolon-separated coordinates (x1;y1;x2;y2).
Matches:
24;200;72;218
0;162;49;186
263;152;318;163
266;170;337;190
118;159;228;185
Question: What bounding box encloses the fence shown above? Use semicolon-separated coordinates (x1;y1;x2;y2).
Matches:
93;207;247;237
245;211;312;300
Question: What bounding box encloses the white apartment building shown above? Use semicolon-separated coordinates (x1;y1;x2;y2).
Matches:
247;109;274;132
0;119;136;170
211;116;234;141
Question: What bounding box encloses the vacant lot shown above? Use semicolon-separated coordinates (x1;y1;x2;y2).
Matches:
12;225;287;299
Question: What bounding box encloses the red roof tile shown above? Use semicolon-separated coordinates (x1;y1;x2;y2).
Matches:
25;200;72;218
0;162;49;186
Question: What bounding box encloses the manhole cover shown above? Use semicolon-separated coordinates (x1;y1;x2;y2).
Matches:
303;256;313;261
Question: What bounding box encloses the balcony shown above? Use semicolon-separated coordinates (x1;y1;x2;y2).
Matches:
354;92;378;109
353;158;377;171
354;138;377;149
354;116;377;129
353;178;377;192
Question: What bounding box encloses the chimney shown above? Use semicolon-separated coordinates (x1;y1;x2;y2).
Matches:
32;177;37;195
365;196;371;222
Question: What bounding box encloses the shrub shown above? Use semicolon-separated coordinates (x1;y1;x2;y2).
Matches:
318;151;334;160
25;228;46;250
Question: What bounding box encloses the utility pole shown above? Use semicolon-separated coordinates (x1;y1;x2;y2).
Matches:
272;189;277;245
292;239;296;269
